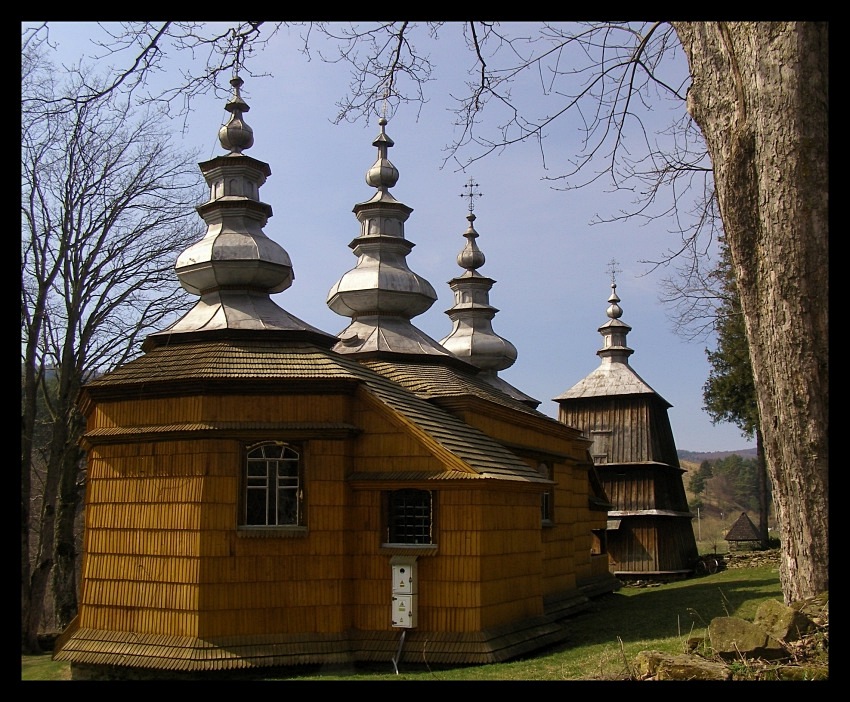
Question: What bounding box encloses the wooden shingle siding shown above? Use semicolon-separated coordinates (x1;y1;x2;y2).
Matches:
89;394;355;432
417;581;482;609
84;531;202;559
438;530;480;555
598;467;690;513
480;598;542;629
607;518;696;574
82;554;200;583
60;338;622;673
558;390;697;578
559;397;679;467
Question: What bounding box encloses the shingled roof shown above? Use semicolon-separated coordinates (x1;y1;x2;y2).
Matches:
361;360;545;418
80;338;552;484
724;512;761;542
552;281;670;406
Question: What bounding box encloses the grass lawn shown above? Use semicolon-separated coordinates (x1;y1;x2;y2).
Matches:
22;563;782;681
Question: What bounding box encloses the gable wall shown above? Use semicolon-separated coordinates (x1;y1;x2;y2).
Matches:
349;395;446;473
345;399;549;633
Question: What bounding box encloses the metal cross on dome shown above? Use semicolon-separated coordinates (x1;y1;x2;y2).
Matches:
379;84;393;122
460;177;483;212
606;258;622;285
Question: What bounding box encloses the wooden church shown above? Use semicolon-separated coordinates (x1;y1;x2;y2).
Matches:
52;78;620;678
554;278;699;580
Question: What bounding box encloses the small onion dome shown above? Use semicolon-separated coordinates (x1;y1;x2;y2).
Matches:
457;213;486;271
365;117;399;189
606;282;623;319
218;77;254;154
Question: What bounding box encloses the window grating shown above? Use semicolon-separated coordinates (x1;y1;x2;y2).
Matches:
388;489;432;544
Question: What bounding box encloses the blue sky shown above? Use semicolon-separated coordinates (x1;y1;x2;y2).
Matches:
28;22;756;453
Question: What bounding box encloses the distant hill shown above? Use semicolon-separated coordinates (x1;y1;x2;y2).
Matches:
678;448;758;462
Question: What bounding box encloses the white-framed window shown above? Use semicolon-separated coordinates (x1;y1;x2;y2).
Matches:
242;442;303;527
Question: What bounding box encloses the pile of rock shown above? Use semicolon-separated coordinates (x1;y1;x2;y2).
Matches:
632;591;828;681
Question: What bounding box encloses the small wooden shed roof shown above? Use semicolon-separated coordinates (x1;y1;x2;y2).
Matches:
724;512;761;542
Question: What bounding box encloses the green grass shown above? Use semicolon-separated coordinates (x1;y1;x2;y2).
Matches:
21;564;781;681
20;652;72;681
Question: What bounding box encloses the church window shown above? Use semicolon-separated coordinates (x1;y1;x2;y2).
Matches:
385;489;433;545
242;442;303;527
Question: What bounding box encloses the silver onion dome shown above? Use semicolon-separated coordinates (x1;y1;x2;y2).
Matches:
439;180;538;405
146;76;333;344
218;76;254;154
327;118;455;358
439;211;518;374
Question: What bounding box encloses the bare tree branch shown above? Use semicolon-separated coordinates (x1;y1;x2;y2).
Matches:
21;39;205;647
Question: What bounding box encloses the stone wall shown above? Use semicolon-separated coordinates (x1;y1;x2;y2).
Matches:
722;548;781;569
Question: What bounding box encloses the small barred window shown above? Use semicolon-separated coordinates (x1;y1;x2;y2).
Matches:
386;489;433;545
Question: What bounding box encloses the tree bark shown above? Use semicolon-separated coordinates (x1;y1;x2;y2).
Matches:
24;414;67;648
756;428;769;548
52;440;84;630
21;366;38;653
673;22;828;603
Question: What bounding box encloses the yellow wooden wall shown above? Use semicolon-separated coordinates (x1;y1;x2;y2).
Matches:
540;460;578;595
90;393;357;427
77;387;607;643
82;440;214;637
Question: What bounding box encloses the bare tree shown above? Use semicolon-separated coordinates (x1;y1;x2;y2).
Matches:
26;20;828;605
21;32;205;651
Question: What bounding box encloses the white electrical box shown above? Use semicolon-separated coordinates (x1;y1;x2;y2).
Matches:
391;561;417;594
390;556;418;628
391;594;417;628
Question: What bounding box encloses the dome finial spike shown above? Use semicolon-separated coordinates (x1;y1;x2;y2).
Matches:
365;108;398;191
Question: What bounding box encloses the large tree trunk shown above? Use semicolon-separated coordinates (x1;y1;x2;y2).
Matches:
24;426;65;649
673;22;828;603
21;368;38;653
756;428;769;548
52;437;85;629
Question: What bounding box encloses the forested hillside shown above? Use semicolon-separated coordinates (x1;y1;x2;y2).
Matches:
678;448;757;462
679;451;773;553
